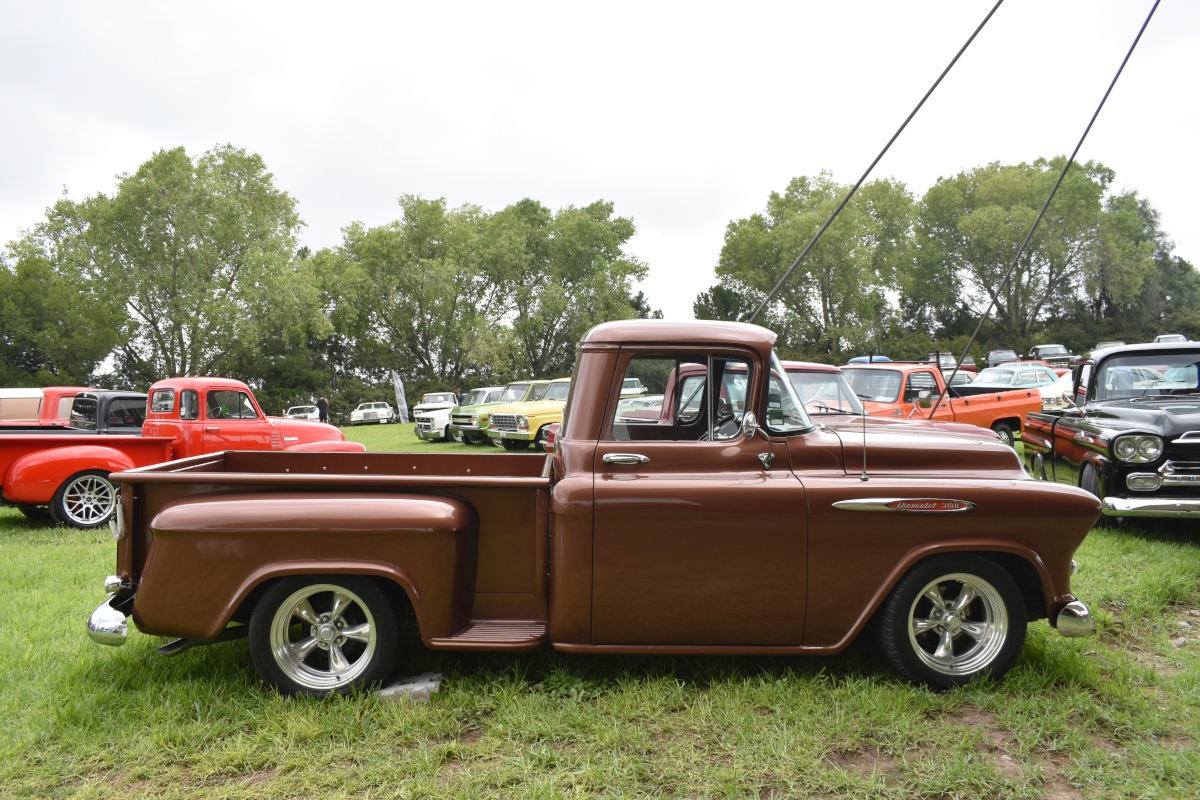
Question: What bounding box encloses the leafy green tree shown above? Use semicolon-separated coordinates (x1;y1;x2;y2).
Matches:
0;197;125;386
702;173;914;357
491;198;648;378
85;145;310;386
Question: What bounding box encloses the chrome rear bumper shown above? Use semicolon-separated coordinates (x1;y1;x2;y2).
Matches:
1102;497;1200;518
87;597;129;646
1055;600;1094;638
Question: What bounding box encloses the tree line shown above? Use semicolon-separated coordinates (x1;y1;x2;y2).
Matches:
0;145;657;418
3;145;1197;417
696;158;1200;364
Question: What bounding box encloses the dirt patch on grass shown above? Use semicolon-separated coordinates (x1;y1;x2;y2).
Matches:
826;746;900;780
459;728;484;745
943;706;1085;798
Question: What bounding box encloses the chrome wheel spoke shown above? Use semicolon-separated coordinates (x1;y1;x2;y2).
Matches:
958;621;987;641
912;617;940;635
952;585;977;613
932;629;955;663
329;591;353;623
341;622;371;642
922;586;946;609
329;643;350;673
292;600;320;626
290;635;320;661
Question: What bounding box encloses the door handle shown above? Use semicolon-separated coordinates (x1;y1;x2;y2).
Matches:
206;427;221;432
603;453;649;464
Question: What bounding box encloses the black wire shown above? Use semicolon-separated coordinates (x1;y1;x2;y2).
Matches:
930;0;1161;419
747;0;1005;325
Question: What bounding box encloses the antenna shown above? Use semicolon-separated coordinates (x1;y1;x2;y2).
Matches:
929;0;1161;419
747;0;1004;325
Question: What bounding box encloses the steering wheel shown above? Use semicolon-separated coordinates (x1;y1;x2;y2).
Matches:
208;406;223;419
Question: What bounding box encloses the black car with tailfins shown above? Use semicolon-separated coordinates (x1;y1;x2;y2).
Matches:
1022;342;1200;522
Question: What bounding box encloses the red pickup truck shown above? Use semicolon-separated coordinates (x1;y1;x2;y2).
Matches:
1;377;361;528
88;321;1100;695
842;362;1043;447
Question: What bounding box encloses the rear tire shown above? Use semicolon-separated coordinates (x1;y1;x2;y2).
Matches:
991;422;1015;448
502;439;531;451
51;470;117;528
249;575;400;697
873;554;1026;690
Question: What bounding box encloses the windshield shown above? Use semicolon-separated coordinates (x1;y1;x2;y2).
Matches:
974;368;1015;385
1157;335;1186;343
765;351;812;433
842;368;902;403
463;389;489;406
787;369;864;415
69;397;98;430
422;394;454;404
623;378;640;388
1038;345;1068;356
1094;352;1200;399
544;382;570;401
990;351;1017;361
499;383;529;402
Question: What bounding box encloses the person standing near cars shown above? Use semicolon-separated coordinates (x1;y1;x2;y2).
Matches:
316;396;330;424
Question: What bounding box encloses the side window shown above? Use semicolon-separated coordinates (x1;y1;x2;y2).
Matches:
107;398;146;429
1076;364;1092;400
180;390;199;420
904;371;939;402
207;391;259;419
151;389;175;413
610;354;750;442
530;384;549;401
57;396;74;419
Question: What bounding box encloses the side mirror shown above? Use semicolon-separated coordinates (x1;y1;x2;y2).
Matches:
742;411;758;440
917;390;932;409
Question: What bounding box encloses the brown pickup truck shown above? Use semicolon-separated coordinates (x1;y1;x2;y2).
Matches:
89;321;1100;695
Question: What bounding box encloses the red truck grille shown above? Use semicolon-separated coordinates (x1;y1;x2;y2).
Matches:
491;414;520;432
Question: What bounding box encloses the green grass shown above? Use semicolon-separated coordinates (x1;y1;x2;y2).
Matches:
2;446;1200;796
341;422;507;454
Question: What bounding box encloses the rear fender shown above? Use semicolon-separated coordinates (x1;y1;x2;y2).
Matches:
283;440;367;453
130;492;478;641
3;446;136;504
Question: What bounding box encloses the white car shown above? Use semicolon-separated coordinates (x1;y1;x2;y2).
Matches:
620;377;648;397
284;405;319;421
349;401;396;425
413;392;459;441
1039;372;1075;411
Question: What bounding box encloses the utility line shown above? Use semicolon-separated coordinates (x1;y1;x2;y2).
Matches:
930;0;1161;419
747;0;1005;325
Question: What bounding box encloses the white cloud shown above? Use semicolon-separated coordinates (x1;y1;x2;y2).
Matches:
1;1;1194;319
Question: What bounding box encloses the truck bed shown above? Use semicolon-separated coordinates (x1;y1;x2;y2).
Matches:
111;451;553;646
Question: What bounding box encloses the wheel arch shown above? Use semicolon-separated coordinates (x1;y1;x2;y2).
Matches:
3;446;135;505
855;541;1052;646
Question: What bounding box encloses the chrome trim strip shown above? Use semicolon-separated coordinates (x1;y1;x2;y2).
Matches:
1102;496;1200;517
832;498;977;513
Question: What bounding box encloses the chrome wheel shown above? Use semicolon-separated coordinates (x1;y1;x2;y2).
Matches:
908;573;1007;677
268;583;377;692
56;472;117;527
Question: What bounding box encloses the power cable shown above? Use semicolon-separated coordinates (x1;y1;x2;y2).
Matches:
930;0;1161;419
747;0;1005;325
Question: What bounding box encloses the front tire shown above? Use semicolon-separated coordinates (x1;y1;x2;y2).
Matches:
51;470;117;528
502;439;531;451
450;428;464;443
874;555;1026;689
249;575;400;697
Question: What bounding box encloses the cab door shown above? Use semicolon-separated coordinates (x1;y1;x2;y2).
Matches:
201;389;271;453
590;350;808;646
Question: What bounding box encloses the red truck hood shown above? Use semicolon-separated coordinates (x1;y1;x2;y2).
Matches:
268;417;352;446
821;417;1021;477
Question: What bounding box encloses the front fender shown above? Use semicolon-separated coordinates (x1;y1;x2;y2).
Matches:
131;492;477;640
4;446;137;504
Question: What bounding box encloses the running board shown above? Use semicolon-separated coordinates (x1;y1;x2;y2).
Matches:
426;620;547;651
156;625;248;656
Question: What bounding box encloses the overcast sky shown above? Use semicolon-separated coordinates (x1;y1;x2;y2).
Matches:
1;1;1195;319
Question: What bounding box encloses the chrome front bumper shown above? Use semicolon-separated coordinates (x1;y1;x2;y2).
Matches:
1102;497;1200;518
415;427;444;440
1055;600;1094;638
